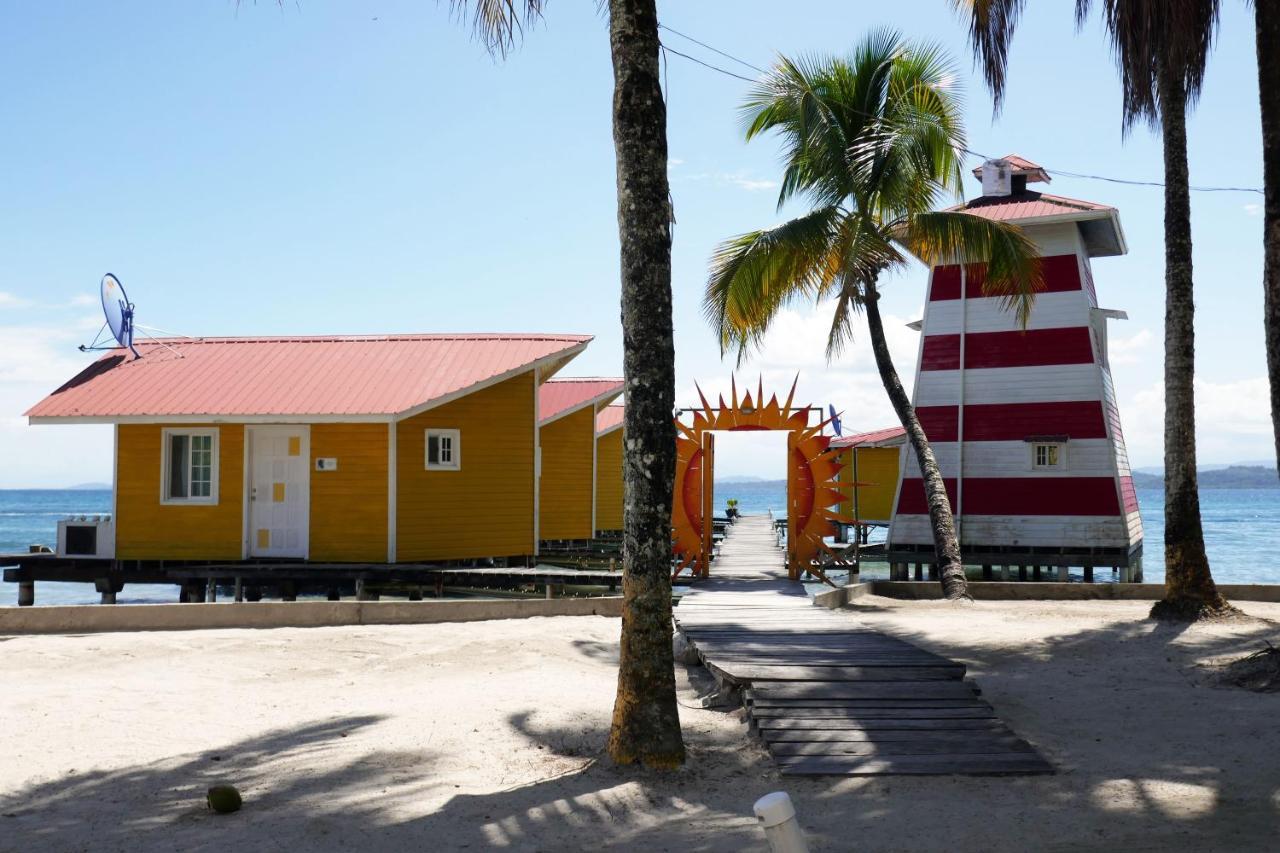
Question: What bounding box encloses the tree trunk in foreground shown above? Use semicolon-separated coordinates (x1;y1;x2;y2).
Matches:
864;285;969;600
605;0;685;768
1151;66;1230;620
1258;0;1280;477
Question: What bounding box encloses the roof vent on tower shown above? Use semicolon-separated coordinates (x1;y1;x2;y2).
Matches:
973;154;1051;197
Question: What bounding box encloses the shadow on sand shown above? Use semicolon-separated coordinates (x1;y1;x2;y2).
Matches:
4;614;1280;852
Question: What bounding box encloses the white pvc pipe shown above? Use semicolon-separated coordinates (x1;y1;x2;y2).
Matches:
753;791;810;853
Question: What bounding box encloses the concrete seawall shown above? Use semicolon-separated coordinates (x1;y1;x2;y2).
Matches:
0;596;623;635
813;581;1280;608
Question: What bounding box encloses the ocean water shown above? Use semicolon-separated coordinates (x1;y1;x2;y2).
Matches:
716;479;1280;586
3;485;1278;605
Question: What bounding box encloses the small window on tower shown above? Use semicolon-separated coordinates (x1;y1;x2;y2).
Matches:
1032;442;1065;470
425;428;461;470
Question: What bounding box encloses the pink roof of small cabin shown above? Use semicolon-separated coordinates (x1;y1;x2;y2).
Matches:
538;378;624;424
596;404;624;435
26;333;591;421
832;425;906;449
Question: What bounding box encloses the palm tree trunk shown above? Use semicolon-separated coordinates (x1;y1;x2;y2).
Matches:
1258;0;1280;477
864;283;969;600
1151;64;1229;620
604;0;685;768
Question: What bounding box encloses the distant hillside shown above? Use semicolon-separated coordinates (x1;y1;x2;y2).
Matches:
1132;466;1279;489
67;482;112;490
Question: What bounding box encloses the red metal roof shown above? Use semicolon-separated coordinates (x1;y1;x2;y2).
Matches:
952;191;1112;223
26;334;591;421
596;404;624;435
832;425;906;449
538;378;624;424
972;154;1050;183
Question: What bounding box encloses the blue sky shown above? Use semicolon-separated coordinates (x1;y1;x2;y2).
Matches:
0;0;1269;486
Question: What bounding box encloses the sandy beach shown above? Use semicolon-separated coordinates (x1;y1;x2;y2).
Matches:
3;598;1279;852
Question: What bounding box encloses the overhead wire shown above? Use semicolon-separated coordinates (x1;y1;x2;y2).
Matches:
657;22;1265;196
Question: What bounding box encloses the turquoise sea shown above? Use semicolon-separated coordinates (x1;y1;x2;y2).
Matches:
2;485;1278;604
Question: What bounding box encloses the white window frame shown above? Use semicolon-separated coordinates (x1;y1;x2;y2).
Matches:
160;427;220;505
425;428;461;471
1030;442;1067;471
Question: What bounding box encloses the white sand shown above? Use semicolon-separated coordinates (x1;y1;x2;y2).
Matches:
2;599;1279;852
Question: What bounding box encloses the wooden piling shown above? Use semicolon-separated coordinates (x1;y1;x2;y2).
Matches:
982;565;993;581
327;587;340;602
234;577;244;602
280;581;297;602
205;578;217;603
17;581;34;606
1083;565;1094;583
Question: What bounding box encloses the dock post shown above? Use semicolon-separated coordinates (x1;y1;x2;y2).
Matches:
982;565;992;581
280;581;297;602
1058;565;1069;582
927;564;937;581
245;585;262;603
1017;566;1027;582
433;576;445;598
327;587;340;602
545;583;555;599
1083;565;1094;583
1134;556;1143;583
408;587;423;602
999;565;1010;581
17;581;34;607
1033;565;1042;582
95;577;122;605
1118;565;1130;583
234;578;244;602
206;578;218;603
913;563;923;581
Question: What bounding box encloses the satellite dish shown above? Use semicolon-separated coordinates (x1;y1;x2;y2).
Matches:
828;404;843;437
101;274;136;352
80;273;142;358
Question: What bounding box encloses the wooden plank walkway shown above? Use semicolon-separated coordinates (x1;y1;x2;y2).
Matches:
674;515;1051;776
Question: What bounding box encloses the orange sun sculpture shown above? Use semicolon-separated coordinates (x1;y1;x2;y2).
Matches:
672;376;857;582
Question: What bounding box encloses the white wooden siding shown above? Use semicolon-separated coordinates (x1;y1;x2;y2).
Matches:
914;364;1107;407
904;439;1117;478
893;514;1132;550
922;290;1093;336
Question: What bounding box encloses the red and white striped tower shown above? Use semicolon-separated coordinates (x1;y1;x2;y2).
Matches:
887;156;1143;581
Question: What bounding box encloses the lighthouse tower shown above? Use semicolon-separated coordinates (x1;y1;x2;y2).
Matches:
886;156;1143;581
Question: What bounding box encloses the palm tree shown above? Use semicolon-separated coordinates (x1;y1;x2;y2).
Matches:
452;0;684;766
954;0;1232;619
703;33;1043;601
1256;1;1280;478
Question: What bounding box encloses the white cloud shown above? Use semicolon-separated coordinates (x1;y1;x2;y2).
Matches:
1244;203;1263;217
0;320;112;487
682;299;919;478
668;158;685;168
1122;375;1272;468
0;292;31;308
671;169;779;193
1107;327;1152;365
69;294;98;307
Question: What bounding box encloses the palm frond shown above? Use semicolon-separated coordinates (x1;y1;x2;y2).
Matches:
704;206;847;361
900;211;1043;326
949;0;1028;112
1078;0;1221;131
450;0;547;58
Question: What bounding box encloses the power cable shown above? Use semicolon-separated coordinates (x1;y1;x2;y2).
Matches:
657;23;1265;196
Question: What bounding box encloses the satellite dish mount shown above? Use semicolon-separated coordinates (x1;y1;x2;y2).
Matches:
80;273;185;359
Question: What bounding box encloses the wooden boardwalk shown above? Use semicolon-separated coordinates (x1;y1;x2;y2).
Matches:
674;516;1052;776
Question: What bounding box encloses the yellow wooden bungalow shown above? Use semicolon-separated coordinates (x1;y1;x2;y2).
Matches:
536;378;624;543
25;333;592;565
831;426;906;540
594;404;624;534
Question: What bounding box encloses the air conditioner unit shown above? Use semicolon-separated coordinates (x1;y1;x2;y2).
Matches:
57;516;115;559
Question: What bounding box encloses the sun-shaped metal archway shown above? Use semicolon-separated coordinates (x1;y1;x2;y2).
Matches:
672;376;855;582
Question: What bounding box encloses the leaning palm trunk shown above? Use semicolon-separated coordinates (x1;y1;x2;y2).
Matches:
1258;0;1280;476
1151;65;1229;619
604;0;685;768
864;285;969;600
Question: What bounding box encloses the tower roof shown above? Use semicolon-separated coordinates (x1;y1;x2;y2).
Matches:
972;154;1051;184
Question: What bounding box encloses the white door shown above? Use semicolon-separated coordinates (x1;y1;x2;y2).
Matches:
247;426;310;558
